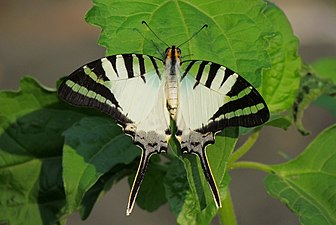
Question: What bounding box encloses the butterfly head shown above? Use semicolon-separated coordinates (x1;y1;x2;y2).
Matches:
164;46;181;65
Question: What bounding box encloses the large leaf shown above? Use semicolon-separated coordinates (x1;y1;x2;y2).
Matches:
62;117;140;213
260;2;301;112
85;0;301;220
79;164;132;219
312;58;336;83
265;125;336;225
0;77;85;225
86;0;301;113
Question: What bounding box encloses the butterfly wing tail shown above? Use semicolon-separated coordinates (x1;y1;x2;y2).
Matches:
179;130;222;208
196;148;222;208
126;149;153;216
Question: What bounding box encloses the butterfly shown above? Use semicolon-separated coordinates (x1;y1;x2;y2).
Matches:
58;23;269;215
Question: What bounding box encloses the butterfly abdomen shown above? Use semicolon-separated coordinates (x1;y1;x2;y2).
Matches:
166;73;179;118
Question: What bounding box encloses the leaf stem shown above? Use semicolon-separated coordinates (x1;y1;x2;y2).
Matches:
218;189;237;225
229;161;273;173
229;130;260;165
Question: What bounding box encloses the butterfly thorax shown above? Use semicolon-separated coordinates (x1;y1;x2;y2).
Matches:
164;46;181;119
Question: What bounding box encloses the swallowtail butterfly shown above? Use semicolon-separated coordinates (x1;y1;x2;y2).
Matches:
58;23;269;215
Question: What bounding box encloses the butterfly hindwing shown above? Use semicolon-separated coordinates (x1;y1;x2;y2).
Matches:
58;54;171;215
176;60;270;207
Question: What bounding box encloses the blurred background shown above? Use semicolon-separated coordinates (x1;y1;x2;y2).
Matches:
0;0;335;224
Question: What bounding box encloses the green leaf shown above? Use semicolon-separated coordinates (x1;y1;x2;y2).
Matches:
164;158;189;217
265;125;336;225
314;95;336;117
265;114;292;130
0;77;85;225
261;2;301;112
312;58;336;116
312;58;336;83
62;116;140;213
86;0;301;113
80;164;131;219
165;128;237;225
293;61;336;135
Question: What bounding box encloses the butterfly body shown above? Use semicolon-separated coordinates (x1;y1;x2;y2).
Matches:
58;44;269;215
164;46;181;118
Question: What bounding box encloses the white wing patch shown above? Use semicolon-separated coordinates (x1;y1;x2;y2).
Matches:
177;73;230;131
109;72;161;124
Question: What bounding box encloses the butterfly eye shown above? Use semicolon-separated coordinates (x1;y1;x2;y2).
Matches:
165;47;170;55
177;48;181;57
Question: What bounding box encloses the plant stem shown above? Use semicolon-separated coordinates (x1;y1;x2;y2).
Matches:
230;161;273;173
218;189;237;225
229;130;260;165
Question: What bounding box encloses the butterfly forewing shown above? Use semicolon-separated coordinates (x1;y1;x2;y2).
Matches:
178;60;269;134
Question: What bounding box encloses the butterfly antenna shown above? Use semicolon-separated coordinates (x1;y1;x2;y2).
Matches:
142;21;170;48
177;24;208;48
133;27;165;58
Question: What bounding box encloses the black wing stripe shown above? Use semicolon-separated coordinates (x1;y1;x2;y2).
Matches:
58;65;135;126
67;70;119;107
195;90;269;134
227;76;250;97
58;81;132;126
194;61;209;89
196;107;269;134
107;55;119;77
86;59;109;81
181;60;196;80
220;67;235;87
136;54;146;76
212;92;263;119
148;56;161;78
123;54;134;78
205;63;221;88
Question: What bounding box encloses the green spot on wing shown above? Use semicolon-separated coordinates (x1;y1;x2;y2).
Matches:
231;95;238;101
72;83;81;92
78;86;89;96
234;109;243;117
256;103;265;110
236;87;252;99
96;94;106;103
87;90;97;98
66;80;75;88
106;100;114;107
244;87;252;95
243;107;252;115
83;66;92;76
251;105;258;114
225;112;235;119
